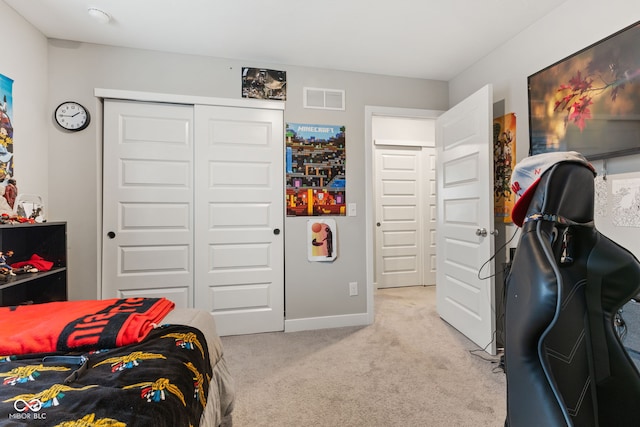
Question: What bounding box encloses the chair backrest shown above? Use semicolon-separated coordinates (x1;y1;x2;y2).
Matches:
504;161;640;426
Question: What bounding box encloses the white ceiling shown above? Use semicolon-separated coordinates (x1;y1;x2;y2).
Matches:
5;0;568;81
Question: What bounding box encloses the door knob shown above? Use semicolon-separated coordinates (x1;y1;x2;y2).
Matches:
376;222;381;227
107;231;116;239
475;228;498;237
273;228;280;235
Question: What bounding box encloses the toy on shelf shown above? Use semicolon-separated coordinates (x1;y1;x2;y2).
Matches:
14;194;45;223
0;250;15;275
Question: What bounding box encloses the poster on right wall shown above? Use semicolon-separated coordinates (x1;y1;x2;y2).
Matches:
493;113;516;223
593;170;640;261
610;175;640;228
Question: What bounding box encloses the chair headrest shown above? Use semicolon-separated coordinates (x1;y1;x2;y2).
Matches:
510;151;595;227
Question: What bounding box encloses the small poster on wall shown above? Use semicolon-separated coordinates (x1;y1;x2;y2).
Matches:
493;113;516;223
308;219;337;262
241;68;287;100
611;175;640;228
0;74;14;180
286;122;346;216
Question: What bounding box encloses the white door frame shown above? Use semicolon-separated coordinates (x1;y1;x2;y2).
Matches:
364;106;443;323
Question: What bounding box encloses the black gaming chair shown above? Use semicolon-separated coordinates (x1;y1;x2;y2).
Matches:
504;160;640;426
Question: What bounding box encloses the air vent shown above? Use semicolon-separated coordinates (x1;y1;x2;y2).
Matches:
303;87;345;110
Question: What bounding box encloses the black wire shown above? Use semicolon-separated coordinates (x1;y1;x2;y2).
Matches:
468;330;502;365
477;227;519;280
468;346;500;360
462;227;519;372
468;349;504;374
470;227;519;369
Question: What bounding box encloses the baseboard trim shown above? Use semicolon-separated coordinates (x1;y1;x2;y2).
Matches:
284;313;370;333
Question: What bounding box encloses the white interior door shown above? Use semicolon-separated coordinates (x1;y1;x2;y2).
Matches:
102;100;194;308
424;150;437;286
375;146;424;288
435;85;496;355
194;105;284;336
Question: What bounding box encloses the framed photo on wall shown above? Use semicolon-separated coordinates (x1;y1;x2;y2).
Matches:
528;20;640;160
241;68;286;100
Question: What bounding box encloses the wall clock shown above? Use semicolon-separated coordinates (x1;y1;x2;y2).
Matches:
54;101;90;131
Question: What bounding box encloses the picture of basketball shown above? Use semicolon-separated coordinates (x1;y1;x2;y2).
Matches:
311;222;322;233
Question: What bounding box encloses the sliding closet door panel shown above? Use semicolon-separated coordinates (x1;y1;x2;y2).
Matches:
102;100;194;307
194;105;284;335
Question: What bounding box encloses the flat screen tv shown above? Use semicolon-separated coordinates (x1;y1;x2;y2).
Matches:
528;20;640;160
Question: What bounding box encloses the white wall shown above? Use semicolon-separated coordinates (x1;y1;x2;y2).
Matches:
1;2;49;205
450;0;640;259
45;41;449;323
373;116;436;147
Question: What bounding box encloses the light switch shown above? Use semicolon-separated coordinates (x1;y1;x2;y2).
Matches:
348;203;357;216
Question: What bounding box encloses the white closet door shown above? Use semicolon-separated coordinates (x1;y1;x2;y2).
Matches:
375;146;424;288
102;100;194;307
194;105;284;335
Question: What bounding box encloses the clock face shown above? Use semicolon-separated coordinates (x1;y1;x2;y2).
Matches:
55;102;90;131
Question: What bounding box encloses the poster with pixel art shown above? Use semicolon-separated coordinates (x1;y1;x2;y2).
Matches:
286;123;345;216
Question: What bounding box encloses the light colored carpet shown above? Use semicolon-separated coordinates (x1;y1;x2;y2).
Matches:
220;286;506;427
622;299;640;370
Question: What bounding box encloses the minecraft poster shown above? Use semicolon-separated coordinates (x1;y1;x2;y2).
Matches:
0;74;14;179
285;123;346;216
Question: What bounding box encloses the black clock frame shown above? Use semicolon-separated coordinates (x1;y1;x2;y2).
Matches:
54;101;91;132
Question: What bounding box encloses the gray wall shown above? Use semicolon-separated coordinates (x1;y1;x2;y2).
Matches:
13;0;637;325
1;2;49;204
45;41;449;322
450;0;640;261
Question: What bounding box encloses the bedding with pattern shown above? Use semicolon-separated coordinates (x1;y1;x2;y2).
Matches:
0;299;235;427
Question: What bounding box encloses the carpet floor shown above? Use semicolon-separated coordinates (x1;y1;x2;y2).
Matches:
622;299;640;370
221;286;506;427
219;286;640;426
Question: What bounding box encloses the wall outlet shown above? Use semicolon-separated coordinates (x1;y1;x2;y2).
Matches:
349;282;358;296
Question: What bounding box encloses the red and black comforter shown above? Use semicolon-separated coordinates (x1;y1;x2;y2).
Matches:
0;325;212;427
0;324;213;426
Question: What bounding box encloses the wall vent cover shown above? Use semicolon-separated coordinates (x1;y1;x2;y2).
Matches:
303;87;345;110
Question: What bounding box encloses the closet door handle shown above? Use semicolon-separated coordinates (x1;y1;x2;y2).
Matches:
107;231;116;239
273;228;280;235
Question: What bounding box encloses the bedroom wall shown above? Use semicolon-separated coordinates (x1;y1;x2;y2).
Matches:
44;41;449;324
0;2;49;209
449;0;640;260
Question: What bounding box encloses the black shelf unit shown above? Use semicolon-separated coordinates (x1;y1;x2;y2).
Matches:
0;221;67;306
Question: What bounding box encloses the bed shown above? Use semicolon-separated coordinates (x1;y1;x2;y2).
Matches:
0;298;235;426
